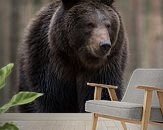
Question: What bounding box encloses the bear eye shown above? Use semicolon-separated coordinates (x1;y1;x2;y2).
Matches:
87;23;96;28
106;24;111;29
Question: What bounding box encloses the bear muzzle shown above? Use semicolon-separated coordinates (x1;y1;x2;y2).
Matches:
99;39;111;54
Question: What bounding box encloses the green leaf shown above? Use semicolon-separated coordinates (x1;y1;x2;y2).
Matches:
0;63;14;90
0;92;43;113
0;123;19;130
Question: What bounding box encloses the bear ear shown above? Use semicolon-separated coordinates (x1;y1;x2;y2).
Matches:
101;0;115;6
61;0;79;9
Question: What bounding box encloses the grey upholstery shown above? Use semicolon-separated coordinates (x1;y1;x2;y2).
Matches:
122;69;163;106
85;100;163;122
85;69;163;123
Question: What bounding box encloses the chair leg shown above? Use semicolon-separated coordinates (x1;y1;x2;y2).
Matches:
141;123;148;130
121;121;127;130
141;90;153;130
92;113;98;130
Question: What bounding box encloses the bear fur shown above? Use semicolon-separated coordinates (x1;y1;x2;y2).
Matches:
17;0;128;113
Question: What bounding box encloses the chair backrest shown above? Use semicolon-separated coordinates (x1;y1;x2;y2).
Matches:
122;69;163;107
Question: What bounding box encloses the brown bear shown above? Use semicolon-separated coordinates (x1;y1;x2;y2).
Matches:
17;0;128;113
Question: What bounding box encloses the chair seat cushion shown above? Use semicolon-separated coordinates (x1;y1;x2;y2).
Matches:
85;100;163;123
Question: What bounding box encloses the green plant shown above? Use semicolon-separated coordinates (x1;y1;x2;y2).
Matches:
0;64;43;130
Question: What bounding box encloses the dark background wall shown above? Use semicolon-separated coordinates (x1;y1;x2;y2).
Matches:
0;0;163;112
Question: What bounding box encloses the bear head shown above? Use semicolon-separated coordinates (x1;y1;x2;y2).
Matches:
49;0;120;70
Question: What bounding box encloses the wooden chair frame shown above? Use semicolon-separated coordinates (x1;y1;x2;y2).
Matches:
87;83;163;130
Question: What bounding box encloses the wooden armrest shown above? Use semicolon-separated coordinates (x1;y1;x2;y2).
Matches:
137;86;163;92
87;83;118;101
87;83;118;89
138;86;163;123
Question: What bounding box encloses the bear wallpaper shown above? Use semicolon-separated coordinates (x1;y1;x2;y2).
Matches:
17;0;128;113
0;0;163;130
0;0;163;113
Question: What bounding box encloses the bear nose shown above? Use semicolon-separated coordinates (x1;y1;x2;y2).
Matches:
100;40;111;53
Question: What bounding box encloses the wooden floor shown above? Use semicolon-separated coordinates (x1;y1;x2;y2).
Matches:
0;113;141;130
